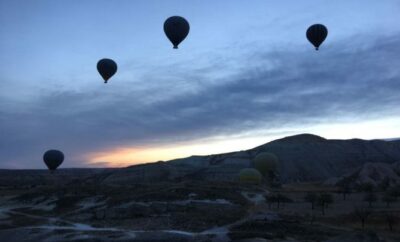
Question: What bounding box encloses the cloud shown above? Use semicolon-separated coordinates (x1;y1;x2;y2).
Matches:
1;33;400;168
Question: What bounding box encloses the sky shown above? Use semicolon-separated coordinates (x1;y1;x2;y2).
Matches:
0;0;400;169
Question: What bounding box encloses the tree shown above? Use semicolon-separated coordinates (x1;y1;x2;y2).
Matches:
318;193;334;215
337;179;351;200
266;194;274;209
378;177;391;192
353;207;372;229
265;193;277;209
304;192;318;210
384;212;398;232
382;192;397;208
363;192;377;208
358;182;374;193
388;185;400;198
265;192;291;210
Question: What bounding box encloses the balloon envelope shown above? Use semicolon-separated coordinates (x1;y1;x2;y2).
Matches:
253;152;279;176
43;150;64;171
306;24;328;50
164;16;190;49
239;168;262;184
97;58;117;83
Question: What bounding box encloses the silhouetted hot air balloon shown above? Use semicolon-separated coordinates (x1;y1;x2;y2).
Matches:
253;152;279;177
306;24;328;50
164;16;190;49
239;168;262;184
97;58;117;83
43;150;64;171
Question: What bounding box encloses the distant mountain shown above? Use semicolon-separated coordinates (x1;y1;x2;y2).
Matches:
102;134;400;184
384;137;400;141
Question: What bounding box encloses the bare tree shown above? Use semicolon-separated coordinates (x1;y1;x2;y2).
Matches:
353;207;372;229
378;177;391;192
388;185;400;198
265;194;273;209
337;179;351;200
382;192;397;208
363;192;377;208
304;192;317;210
318;193;333;215
266;192;281;209
265;192;291;210
358;182;374;193
384;212;398;232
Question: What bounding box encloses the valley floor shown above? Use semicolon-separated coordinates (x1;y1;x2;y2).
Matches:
0;181;399;242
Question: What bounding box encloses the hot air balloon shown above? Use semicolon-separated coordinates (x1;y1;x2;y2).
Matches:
43;150;64;171
164;16;190;49
306;24;328;50
97;58;117;83
239;168;262;184
253;152;279;177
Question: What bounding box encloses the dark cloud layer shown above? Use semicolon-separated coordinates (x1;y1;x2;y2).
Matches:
1;33;400;168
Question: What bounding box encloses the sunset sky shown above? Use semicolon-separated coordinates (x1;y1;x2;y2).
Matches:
1;0;400;168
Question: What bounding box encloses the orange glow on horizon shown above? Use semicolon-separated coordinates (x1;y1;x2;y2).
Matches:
85;136;274;167
85;117;400;168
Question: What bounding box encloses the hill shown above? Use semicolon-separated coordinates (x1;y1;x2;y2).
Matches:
102;134;400;184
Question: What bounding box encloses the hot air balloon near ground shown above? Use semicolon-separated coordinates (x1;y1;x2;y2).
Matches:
253;152;279;176
306;24;328;50
239;168;262;184
164;16;190;49
97;58;117;83
253;152;280;186
43;150;64;171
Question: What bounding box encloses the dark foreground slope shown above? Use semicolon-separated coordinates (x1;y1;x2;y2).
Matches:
0;168;108;188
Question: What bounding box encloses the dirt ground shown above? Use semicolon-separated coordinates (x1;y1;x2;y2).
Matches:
0;181;399;241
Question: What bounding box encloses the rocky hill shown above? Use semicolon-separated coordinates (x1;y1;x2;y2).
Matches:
326;161;400;188
101;134;400;184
